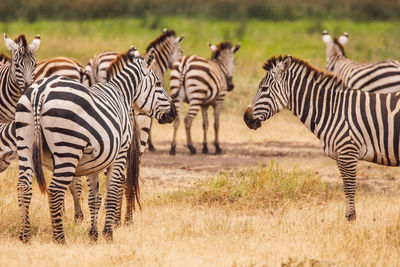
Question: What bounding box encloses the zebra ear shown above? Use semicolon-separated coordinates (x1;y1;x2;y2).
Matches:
277;56;291;76
232;43;241;53
28;35;40;52
322;30;332;44
4;34;18;51
208;43;217;52
338;32;348;45
128;45;140;59
163;28;167;33
144;47;156;68
176;35;184;43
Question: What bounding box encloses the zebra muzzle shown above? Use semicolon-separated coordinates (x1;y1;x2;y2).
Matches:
227;77;234;91
157;102;177;124
243;107;261;130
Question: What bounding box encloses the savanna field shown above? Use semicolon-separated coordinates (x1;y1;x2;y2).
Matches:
1;17;400;266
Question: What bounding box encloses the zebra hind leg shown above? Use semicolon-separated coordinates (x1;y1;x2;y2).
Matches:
201;106;209;154
114;174;125;227
336;152;358;221
184;105;200;155
17;168;34;243
213;103;223;154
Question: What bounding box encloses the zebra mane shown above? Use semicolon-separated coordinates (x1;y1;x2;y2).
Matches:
106;49;138;81
14;34;28;48
263;55;343;83
146;30;176;52
211;41;233;60
333;38;346;57
0;53;10;62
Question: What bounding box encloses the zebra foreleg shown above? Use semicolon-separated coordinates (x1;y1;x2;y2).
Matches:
69;176;84;223
201;105;209;154
102;158;126;242
336;151;358;221
170;116;180;155
147;119;156;151
87;174;101;241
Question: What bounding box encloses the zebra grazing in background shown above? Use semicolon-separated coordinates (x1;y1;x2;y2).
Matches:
35;56;91;87
86;28;184;151
322;30;400;93
0;34;40;122
169;41;241;155
244;55;400;221
15;46;177;244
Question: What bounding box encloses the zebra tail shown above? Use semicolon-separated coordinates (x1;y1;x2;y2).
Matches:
32;94;47;194
126;115;141;211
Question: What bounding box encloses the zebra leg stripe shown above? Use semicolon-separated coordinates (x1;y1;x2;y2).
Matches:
69;177;84;222
114;174;125;227
17;168;34;243
213;102;224;154
184;105;201;155
201;106;209;154
336;151;358;221
87;174;101;241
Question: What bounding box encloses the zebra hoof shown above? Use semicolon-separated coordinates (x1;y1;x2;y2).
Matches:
114;219;121;228
18;229;31;243
148;143;156;152
89;227;98;242
74;211;84;223
346;213;356;221
215;145;222;154
202;145;208;154
54;234;66;245
169;146;176;155
188;146;197;155
124;215;133;226
103;228;113;242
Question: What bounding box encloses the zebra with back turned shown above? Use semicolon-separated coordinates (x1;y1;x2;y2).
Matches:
0;34;40;122
322;30;400;93
169;41;240;155
244;55;400;221
15;46;176;244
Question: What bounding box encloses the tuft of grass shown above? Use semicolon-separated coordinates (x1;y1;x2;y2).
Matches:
157;162;341;210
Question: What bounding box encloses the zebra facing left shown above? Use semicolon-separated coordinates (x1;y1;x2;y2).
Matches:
15;46;176;244
322;30;400;93
0;34;40;122
244;55;400;222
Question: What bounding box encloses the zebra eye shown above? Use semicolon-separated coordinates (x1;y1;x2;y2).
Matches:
155;81;162;87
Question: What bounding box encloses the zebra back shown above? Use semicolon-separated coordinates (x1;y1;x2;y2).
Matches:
322;30;400;93
35;56;91;87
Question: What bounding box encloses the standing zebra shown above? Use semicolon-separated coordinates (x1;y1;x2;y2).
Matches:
322;30;400;93
169;41;241;155
86;29;184;151
244;55;400;221
15;46;177;243
0;34;40;122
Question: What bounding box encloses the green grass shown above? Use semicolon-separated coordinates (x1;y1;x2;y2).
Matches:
156;163;342;210
0;17;399;114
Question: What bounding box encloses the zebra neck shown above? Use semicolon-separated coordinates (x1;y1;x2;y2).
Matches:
151;42;172;78
3;66;22;102
287;63;346;140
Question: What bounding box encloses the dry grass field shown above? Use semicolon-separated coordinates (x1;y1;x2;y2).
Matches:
1;18;400;266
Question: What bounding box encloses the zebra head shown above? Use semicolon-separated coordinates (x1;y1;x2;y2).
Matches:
209;41;241;91
322;30;348;71
244;56;292;130
4;34;40;91
163;28;184;67
135;48;177;124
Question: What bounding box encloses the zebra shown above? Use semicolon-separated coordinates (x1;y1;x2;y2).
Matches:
322;30;400;93
86;28;184;151
15;46;177;244
0;53;10;65
35;56;91;87
169;41;241;155
244;55;400;221
0;34;40;122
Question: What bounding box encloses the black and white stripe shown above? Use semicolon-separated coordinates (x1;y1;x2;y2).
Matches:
169;41;240;155
15;46;176;244
322;30;400;93
244;55;400;221
0;34;40;122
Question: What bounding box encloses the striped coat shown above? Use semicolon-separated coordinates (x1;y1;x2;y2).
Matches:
244;55;400;221
322;30;400;93
15;47;176;243
169;42;240;155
